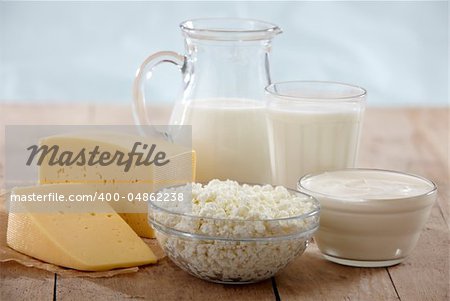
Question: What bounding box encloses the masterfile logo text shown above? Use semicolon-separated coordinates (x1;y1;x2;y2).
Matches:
26;142;170;172
4;125;193;213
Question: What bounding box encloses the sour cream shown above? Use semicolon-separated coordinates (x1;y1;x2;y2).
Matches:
299;169;437;267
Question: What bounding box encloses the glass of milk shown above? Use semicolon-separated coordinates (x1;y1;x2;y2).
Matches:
265;81;366;189
298;169;437;267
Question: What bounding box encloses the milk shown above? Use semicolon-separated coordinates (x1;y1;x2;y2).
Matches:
173;98;271;183
299;169;437;267
267;106;363;189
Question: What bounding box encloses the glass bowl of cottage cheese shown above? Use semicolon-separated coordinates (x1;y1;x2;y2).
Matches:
148;179;320;284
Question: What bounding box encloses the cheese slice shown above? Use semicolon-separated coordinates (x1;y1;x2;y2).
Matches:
7;184;157;271
37;132;196;238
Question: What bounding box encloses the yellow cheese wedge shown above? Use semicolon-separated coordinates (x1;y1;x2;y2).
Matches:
37;132;196;238
7;184;157;271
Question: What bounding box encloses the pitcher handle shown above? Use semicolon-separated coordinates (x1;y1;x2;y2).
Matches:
132;51;188;137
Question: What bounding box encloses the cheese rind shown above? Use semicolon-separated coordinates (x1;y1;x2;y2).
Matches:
7;184;157;271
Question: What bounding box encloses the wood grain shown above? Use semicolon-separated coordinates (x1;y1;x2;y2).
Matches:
274;243;400;301
0;261;55;301
358;108;449;301
0;103;91;301
56;258;275;301
360;108;448;300
87;104;170;125
0;104;448;301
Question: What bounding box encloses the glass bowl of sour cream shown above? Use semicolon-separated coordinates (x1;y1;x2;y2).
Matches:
148;180;320;284
298;168;437;267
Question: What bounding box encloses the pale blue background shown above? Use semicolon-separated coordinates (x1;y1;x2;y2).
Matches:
0;1;448;106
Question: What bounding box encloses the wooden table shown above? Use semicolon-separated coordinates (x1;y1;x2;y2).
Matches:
0;104;448;301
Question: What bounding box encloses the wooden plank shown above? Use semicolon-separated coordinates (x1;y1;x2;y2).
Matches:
379;108;448;301
388;204;448;301
407;108;449;225
360;108;449;224
274;242;399;301
359;108;449;300
0;103;91;180
88;104;170;124
0;262;55;301
0;105;448;300
0;103;91;301
0;103;91;189
56;258;275;301
0;103;91;125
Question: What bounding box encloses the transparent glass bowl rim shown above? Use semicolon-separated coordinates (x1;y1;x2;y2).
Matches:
265;80;367;102
298;168;437;202
148;183;320;241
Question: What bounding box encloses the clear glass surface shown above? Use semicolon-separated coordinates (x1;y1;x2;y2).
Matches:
298;168;437;267
148;184;319;283
134;18;282;184
265;81;366;189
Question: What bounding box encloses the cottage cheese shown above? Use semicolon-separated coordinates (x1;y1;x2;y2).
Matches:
150;180;319;283
191;180;314;219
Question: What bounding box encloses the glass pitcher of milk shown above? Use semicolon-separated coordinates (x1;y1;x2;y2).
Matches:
133;18;282;183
